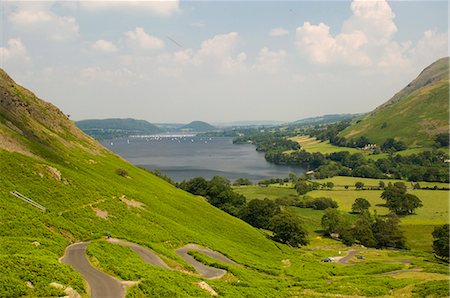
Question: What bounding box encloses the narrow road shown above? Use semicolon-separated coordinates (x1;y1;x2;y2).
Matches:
61;242;125;298
176;244;230;279
107;238;172;270
333;249;359;264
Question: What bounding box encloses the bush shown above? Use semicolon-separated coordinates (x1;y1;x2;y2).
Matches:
299;197;338;210
115;168;128;177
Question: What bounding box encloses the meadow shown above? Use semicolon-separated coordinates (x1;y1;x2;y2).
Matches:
289;135;441;161
234;176;449;252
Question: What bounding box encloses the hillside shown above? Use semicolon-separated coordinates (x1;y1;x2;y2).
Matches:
180;121;216;132
292;114;360;126
340;57;449;147
76;118;163;139
1;69;448;297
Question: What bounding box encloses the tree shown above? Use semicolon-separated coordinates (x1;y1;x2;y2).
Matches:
321;208;342;235
270;213;309;247
352;211;376;247
381;138;407;152
381;182;422;215
326;182;334;190
240;199;280;229
233;178;252;186
372;213;406;249
432;224;449;260
379;181;386;189
295;181;310;195
288;172;298;182
355;181;365;190
351;197;371;213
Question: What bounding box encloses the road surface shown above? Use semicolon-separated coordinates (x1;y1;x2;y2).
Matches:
333;249;359;264
176;244;232;279
107;238;172;270
61;242;125;298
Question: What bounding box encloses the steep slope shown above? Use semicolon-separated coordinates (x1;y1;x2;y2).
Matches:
180;121;216;132
0;69;285;297
340;57;449;147
76;118;163;139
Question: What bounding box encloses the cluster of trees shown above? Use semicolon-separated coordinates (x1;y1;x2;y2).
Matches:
179;176;309;247
381;182;423;215
294;180;334;195
265;148;449;182
296;196;338;210
178;176;246;216
233;178;253;186
321;209;406;248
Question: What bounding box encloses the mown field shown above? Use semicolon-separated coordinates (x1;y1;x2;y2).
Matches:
234;176;449;252
289;135;441;161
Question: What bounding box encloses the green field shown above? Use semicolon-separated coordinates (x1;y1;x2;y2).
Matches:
289;135;443;161
234;181;449;251
314;176;450;190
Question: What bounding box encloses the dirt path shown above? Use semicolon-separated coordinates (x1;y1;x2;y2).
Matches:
107;238;172;270
332;250;359;264
61;242;125;298
176;244;233;279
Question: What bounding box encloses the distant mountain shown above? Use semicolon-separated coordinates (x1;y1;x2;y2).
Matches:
179;121;216;132
340;57;449;147
292;114;361;126
76;118;163;139
213;120;286;128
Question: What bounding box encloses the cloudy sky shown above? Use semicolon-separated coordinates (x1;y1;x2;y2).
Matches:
0;0;448;123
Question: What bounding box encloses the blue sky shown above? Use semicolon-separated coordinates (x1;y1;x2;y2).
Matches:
0;1;448;123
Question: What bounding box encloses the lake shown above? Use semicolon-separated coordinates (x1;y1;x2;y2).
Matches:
101;135;305;182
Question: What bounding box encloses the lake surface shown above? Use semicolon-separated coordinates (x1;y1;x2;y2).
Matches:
101;135;305;182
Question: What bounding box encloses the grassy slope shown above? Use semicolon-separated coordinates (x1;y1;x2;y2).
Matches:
340;58;450;147
1;69;448;297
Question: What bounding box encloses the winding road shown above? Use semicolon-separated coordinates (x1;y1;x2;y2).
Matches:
175;244;236;279
332;249;359;264
61;242;125;298
107;238;172;270
61;240;237;297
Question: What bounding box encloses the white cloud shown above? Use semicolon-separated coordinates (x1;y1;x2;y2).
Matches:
79;0;180;16
296;22;371;66
9;8;79;41
413;29;448;67
155;32;247;76
254;47;287;74
269;27;289;37
295;0;442;70
91;39;118;53
0;38;30;64
125;27;164;50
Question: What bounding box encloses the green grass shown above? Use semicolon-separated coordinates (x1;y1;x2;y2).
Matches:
1;70;449;297
232;185;297;201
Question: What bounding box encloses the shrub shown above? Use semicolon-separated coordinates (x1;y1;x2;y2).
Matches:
115;168;128;177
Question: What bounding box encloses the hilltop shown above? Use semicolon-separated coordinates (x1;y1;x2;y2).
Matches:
179;120;216;132
340;57;449;147
76;118;163;139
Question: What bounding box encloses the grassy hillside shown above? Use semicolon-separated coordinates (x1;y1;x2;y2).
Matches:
341;57;449;147
1;69;448;297
76;118;163;139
